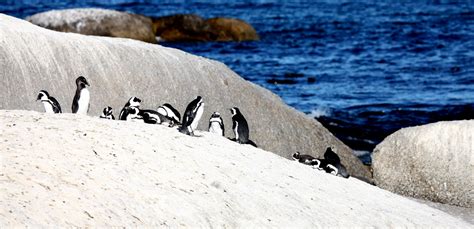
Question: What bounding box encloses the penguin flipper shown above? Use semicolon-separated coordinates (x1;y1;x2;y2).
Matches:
71;90;80;113
220;120;225;136
50;97;62;113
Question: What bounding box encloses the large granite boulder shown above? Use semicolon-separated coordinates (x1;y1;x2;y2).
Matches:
373;121;474;208
152;14;259;42
0;14;370;180
26;8;156;43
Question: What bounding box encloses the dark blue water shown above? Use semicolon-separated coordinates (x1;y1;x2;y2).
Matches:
2;1;474;164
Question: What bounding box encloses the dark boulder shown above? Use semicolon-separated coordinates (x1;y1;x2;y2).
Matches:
152;14;259;42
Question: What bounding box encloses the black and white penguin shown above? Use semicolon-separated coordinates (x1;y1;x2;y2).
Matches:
292;152;320;166
324;147;341;165
36;90;62;114
208;112;224;136
230;107;257;147
71;76;90;114
119;97;141;120
179;96;204;136
121;106;142;122
99;106;115;120
157;103;181;127
312;147;350;178
139;109;168;124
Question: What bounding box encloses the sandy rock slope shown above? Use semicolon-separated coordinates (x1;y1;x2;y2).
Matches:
0;110;470;227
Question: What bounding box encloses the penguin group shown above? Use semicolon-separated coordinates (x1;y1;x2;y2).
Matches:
37;76;257;146
37;76;353;180
292;147;350;178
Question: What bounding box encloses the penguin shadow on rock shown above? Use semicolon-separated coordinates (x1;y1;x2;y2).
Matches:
292;147;350;178
228;107;257;147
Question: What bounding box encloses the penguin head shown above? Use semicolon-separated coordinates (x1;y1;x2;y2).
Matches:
195;96;204;106
125;106;141;121
291;152;300;160
76;76;90;88
103;106;113;116
36;90;49;101
312;163;323;170
127;97;141;107
310;158;321;167
326;164;339;176
209;112;223;124
230;107;240;116
210;112;221;118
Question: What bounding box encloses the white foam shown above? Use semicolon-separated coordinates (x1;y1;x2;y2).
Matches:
309;106;331;118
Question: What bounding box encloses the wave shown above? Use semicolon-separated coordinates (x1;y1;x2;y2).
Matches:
309;107;332;118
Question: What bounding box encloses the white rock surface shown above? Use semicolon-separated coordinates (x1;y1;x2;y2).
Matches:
373;120;474;208
0;14;371;179
0;110;471;227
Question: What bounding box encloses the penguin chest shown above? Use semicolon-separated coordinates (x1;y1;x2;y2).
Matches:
126;114;142;122
77;89;90;114
42;101;54;114
233;121;239;140
100;114;113;120
209;122;223;136
190;104;204;130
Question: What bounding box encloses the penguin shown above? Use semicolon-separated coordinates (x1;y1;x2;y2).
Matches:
179;96;204;136
119;97;141;120
99;106;115;120
292;152;320;166
121;106;142;122
139;109;168;124
157;103;181;127
230;107;257;147
71;76;90;114
312;147;350;178
323;147;341;165
323;153;349;178
36;90;62;114
208;112;224;136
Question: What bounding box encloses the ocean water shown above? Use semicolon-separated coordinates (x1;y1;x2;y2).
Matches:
2;1;474;164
